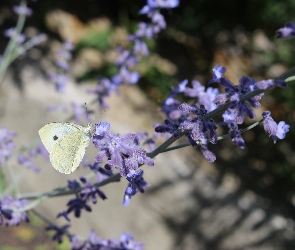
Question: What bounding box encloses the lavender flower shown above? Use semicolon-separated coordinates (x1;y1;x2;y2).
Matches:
212;71;263;124
257;79;287;90
276;22;295;38
123;170;150;207
66;198;92;218
208;65;227;84
46;224;70;243
61;177;107;219
18;154;40;172
49;40;74;92
1;195;29;226
68;179;81;190
178;103;218;144
87;77;117;109
79;176;107;204
88;162;115;183
0;201;12;225
140;0;179;12
262;111;290;143
71;230;143;250
56;211;71;222
0;127;16;167
71;102;92;123
155;119;180;137
119;232;144;250
228;122;245;149
88;0;179;110
162;96;183;120
49;73;69;92
55;40;74;71
4;28;26;44
13;5;32;16
93;122;154;177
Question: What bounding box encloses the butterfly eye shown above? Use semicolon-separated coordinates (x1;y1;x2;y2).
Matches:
53;135;58;141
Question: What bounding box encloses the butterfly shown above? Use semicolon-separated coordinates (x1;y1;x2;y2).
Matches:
38;123;93;174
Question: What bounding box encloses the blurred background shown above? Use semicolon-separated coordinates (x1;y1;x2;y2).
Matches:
0;0;295;249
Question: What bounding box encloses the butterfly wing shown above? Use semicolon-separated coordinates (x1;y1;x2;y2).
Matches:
38;123;84;152
49;130;91;174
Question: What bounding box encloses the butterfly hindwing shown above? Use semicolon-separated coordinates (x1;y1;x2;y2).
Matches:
49;130;91;174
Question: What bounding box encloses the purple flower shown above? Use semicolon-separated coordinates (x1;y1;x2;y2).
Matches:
71;102;92;123
171;79;188;95
208;65;227;84
116;49;139;68
257;79;275;90
55;40;74;71
88;77;116;109
49;73;69;92
71;231;143;250
56;211;70;222
141;0;179;10
123;170;150;207
212;71;263;125
67;198;92;218
183;80;219;112
13;5;32;16
228;122;245;149
46;224;70;243
79;177;107;204
262;111;290;143
276;22;295;38
257;79;287;90
1;195;29;226
18;154;40;172
0;201;12;225
276;121;290;140
88;162;115;182
161;96;183;120
178;103;217;144
133;39;149;56
155;119;180;137
119;232;144;250
93;122;153;177
46;105;68;113
184;80;205;97
68;179;81;190
4;28;26;44
199;144;216;162
113;67;140;85
0;127;16;167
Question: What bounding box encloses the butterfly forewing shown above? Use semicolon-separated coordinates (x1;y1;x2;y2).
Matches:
38;123;83;152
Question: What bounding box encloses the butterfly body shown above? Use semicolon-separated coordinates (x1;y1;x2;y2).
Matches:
38;123;92;174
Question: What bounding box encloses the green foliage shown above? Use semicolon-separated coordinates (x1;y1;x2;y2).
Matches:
76;28;113;52
139;66;176;99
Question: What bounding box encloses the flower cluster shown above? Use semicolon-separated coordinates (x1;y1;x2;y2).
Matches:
93;122;154;177
155;64;290;162
123;169;150;207
0;195;29;226
57;177;107;220
70;231;143;249
88;0;179;108
276;21;295;39
0;127;16;167
49;40;74;92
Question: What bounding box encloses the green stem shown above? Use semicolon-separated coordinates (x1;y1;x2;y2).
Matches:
0;0;27;85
